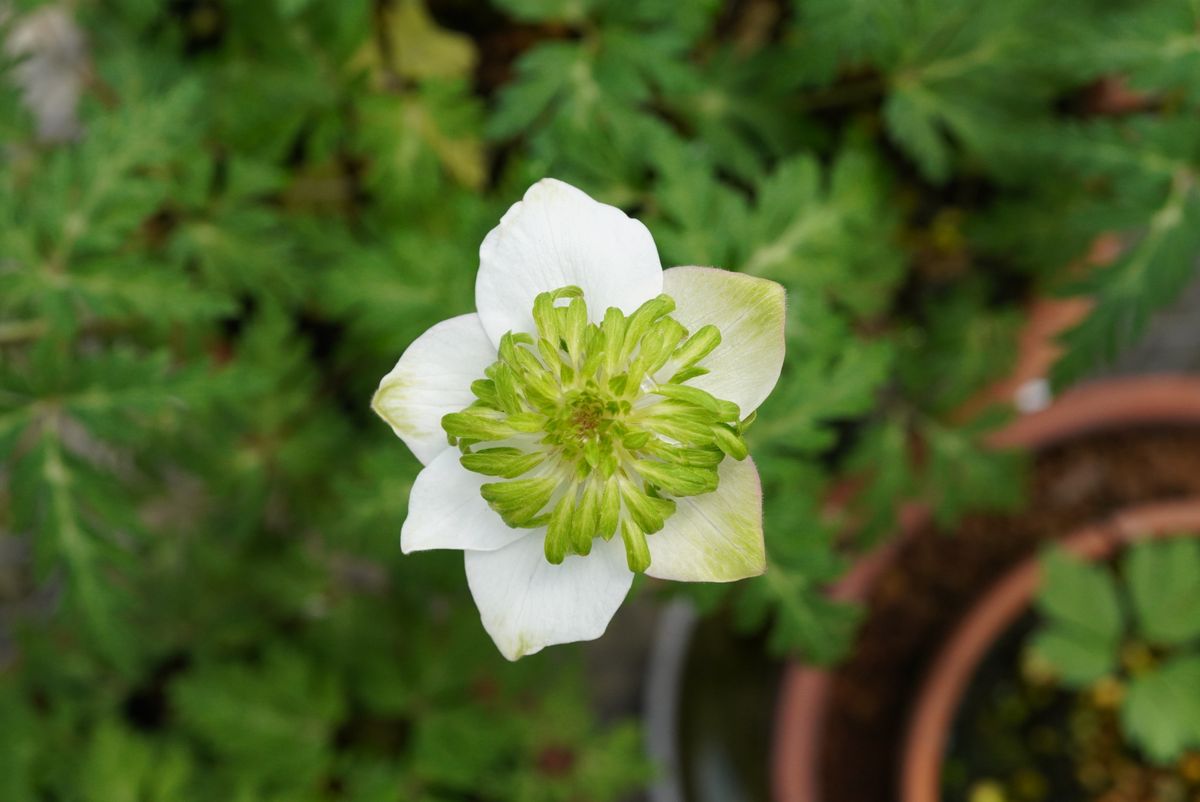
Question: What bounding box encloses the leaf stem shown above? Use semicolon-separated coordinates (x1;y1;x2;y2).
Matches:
0;319;48;345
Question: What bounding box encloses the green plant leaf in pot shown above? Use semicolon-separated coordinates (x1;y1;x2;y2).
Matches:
1126;538;1200;647
1120;654;1200;764
1031;548;1124;686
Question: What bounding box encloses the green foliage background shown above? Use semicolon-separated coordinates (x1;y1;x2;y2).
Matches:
1;0;1198;798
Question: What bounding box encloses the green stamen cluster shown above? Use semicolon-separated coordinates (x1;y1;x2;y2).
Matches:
442;286;752;572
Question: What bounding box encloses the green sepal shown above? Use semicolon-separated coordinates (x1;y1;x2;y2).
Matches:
672;324;721;369
636;317;688;376
597;479;620;540
573;481;602;554
543;493;574;564
532;301;561;346
602;307;627;376
642;441;724;468
442;410;518;441
619;479;676;534
582;438;603;469
618;295;675;365
480;476;558;527
531;285;582;345
640;409;717;444
596;449;619;478
537;337;570;379
460;448;546;478
622;430;652;450
651;383;740;422
667;365;709;384
608;374;629;397
620;519;651;573
498;332;559;404
635;459;720;497
507;344;553;384
470;379;499;407
563;297;587;359
518;373;561;409
622;359;648;398
489;365;523;414
711;424;748;460
579;327;607;378
504;412;546;433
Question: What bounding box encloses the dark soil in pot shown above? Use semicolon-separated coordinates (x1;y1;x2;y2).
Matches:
820;426;1200;802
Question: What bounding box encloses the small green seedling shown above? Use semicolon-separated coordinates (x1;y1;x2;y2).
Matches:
1032;538;1200;764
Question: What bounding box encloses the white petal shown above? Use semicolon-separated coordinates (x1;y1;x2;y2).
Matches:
372;313;496;465
661;266;786;416
465;532;633;660
646;456;766;583
401;448;529;554
475;178;663;346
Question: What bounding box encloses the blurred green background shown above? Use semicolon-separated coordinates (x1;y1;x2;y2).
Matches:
1;0;1199;799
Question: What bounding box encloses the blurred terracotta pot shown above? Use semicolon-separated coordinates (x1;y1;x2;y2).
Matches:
771;375;1200;802
901;502;1200;802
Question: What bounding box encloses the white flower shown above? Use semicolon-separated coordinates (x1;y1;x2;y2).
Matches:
373;178;785;660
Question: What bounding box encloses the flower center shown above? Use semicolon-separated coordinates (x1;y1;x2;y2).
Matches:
566;394;605;439
442;286;751;572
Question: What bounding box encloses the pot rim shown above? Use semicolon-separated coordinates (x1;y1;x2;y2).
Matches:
901;501;1200;802
771;374;1200;802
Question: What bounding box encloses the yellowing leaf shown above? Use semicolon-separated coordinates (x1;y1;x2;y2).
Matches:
412;103;486;190
385;0;477;81
348;0;477;87
362;91;487;191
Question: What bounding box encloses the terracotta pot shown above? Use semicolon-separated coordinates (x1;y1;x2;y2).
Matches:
902;500;1200;802
771;375;1200;802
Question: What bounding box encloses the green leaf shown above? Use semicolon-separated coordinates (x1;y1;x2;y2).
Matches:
492;0;597;23
1027;552;1118;691
1032;548;1123;686
735;462;862;661
753;337;894;455
9;426;137;670
1056;1;1200;106
900;289;1022;416
358;79;488;194
662;47;804;181
922;416;1026;526
487;42;584;140
486;5;703;156
79;722;192;802
1029;626;1117;686
1121;655;1200;764
382;0;477;80
0;682;35;802
748;566;864;664
790;0;902;82
1126;538;1200;646
844;418;916;544
1054;154;1200;385
883;87;952;182
170;646;345;791
1037;548;1124;643
275;0;315;18
655;145;904;317
411;707;520;791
